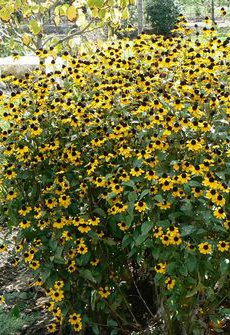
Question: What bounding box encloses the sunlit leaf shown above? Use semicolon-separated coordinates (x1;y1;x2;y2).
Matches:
66;5;78;22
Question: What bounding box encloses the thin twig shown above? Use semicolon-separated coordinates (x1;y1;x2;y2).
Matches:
133;279;156;319
51;20;93;48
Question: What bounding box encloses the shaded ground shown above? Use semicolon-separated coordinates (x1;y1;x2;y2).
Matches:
0;228;50;335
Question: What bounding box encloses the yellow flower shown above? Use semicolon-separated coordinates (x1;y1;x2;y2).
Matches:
186;139;202;151
54;280;64;289
130;167;144;177
69;313;81;325
165;277;176;290
156;202;171;210
117;222;129;231
19;220;31;229
155;262;166;274
47;323;57;333
51;290;64;302
29;260;40;270
217;241;229;252
59;194;71;208
199;242;212;254
0;296;5;304
6;190;18;201
134;201;147;212
99;286;111;298
213;207;226;220
45;301;55;311
90;258;100;266
0;244;7;252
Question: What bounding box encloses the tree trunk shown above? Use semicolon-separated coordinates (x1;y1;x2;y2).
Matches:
137;0;144;34
211;0;215;24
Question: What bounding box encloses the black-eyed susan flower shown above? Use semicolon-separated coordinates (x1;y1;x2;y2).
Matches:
165;277;176;290
217;241;229;252
90;258;100;266
54;280;64;290
19;219;31;229
130;167;144;177
154;262;166;274
47;323;57;333
153;226;163;238
0;296;5;304
6;190;18;201
187;243;196;251
29;260;40;270
59;194;71;208
0;244;7;252
199;242;212;254
69;313;81;325
98;286;111;298
51;289;64;302
18;206;32;216
213;207;226;220
134;201;147;212
45;301;55;311
117;222;129;231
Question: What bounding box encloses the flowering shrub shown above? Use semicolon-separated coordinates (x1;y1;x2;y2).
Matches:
0;16;230;335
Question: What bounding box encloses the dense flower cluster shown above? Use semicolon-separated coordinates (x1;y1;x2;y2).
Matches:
0;16;229;334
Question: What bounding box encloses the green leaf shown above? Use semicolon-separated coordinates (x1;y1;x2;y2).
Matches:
181;225;195;237
80;269;97;283
124;214;133;227
220;258;229;274
128;191;137;203
122;235;131;248
154;194;164;202
141;221;154;235
92;323;100;335
135;234;148;246
41;269;51;283
104;238;116;246
139;189;150;200
93;208;106;217
180;200;192;214
123;180;136;189
179;265;188;276
29;19;42;35
88;0;104;8
186;254;197;272
107;319;118;327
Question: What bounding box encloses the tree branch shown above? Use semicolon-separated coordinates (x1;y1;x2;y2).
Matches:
50;20;93;48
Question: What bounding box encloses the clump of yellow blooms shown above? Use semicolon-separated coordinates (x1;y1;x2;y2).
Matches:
0;15;229;333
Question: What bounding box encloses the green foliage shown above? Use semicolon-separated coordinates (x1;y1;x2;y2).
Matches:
145;0;181;35
0;0;133;54
0;20;230;335
0;305;39;335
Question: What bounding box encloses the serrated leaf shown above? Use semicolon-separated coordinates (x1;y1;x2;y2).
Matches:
122;235;131;248
220;258;229;274
88;0;104;8
181;225;195;237
128;191;137;203
66;5;78;21
122;7;129;19
139;189;150;200
141;221;153;235
0;7;11;22
123;180;136;189
80;269;97;283
22;33;31;46
29;19;42;35
154;194;164;202
135;234;148;246
186;254;197;272
93;208;106;217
